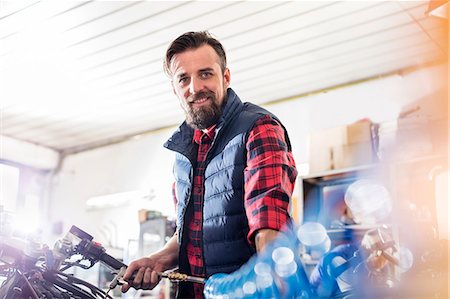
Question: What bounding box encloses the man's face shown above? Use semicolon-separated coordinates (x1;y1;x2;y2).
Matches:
170;44;230;130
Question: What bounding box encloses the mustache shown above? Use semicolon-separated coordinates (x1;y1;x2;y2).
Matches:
188;91;215;103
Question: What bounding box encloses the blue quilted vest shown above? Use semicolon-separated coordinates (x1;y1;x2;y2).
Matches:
164;88;292;279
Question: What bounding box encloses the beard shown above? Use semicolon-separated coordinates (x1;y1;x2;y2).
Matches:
184;90;226;130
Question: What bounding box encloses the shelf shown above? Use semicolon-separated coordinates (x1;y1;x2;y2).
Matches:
301;164;378;181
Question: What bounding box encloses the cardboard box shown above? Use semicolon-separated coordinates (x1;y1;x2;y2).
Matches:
346;120;373;144
309;121;378;172
332;141;376;169
309;126;346;173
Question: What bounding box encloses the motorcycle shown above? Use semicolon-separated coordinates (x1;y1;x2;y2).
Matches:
0;225;125;299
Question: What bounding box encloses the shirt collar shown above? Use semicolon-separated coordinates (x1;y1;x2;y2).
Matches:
193;125;216;144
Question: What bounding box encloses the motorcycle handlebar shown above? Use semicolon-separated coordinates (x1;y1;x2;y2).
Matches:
62;225;126;270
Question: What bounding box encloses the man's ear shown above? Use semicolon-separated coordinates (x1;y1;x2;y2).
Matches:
223;68;231;88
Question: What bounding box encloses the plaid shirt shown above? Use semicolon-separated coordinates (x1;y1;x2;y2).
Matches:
174;115;297;298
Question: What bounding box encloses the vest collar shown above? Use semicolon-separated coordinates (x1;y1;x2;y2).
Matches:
164;88;244;155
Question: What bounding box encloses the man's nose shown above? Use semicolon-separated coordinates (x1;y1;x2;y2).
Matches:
189;76;201;94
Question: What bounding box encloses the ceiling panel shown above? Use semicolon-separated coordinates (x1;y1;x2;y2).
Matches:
248;48;443;104
0;0;447;154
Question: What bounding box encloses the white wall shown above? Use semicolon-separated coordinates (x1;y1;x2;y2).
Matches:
47;64;447;248
48;129;175;246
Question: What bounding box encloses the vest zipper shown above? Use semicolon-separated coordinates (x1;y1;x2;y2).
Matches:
200;132;220;277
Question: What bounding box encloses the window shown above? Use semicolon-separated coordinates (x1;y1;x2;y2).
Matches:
0;163;20;212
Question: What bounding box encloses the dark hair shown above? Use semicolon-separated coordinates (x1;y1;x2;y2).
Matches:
164;31;227;76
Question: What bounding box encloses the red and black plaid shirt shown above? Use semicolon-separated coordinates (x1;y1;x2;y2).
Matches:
174;115;297;298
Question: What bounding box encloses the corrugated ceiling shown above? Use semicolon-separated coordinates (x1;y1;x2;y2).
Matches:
0;1;447;154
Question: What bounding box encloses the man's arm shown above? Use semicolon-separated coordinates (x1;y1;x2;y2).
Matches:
244;115;297;250
121;232;179;292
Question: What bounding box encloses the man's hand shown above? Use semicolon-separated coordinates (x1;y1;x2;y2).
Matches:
121;255;165;292
255;229;280;252
121;234;179;293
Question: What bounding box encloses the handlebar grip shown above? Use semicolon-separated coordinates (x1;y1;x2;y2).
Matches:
69;225;93;241
100;252;127;270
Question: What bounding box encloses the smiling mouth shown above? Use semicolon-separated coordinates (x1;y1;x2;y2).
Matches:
191;96;210;105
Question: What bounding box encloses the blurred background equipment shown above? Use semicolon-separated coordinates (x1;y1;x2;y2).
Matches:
344;179;392;225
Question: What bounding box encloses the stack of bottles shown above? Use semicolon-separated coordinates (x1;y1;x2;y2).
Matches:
204;222;330;299
297;222;331;260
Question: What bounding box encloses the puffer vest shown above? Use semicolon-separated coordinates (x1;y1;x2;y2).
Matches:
164;88;292;278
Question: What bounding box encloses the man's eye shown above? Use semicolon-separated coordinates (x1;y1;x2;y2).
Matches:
201;72;212;78
179;77;188;84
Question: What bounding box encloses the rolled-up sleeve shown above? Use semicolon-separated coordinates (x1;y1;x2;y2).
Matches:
244;115;297;246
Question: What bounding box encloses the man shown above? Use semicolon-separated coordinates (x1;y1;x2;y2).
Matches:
122;31;297;298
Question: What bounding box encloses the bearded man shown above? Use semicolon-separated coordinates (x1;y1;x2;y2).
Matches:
122;31;297;299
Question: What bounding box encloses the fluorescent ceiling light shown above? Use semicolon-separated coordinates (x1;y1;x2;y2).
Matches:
86;190;153;210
